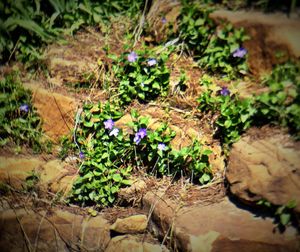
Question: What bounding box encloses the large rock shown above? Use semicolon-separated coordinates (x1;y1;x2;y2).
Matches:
0;208;110;251
110;215;148;234
226;129;300;212
24;81;77;142
0;156;76;195
105;235;169;252
143;192;299;252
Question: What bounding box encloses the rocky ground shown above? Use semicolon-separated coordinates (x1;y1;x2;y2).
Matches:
1;5;300;252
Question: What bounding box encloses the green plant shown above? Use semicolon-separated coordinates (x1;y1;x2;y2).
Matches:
197;75;256;146
110;47;171;105
257;199;298;229
24;170;40;192
255;61;300;139
198;23;249;77
0;72;47;152
69;102;213;206
178;2;215;56
0;0;143;65
177;2;249;77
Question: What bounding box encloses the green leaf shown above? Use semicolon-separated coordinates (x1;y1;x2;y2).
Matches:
280;213;291;226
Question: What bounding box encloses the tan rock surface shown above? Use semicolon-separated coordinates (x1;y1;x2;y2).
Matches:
24;81;77;142
227;131;300;212
0;156;44;189
105;235;169;252
0;208;111;252
143;192;299;252
110;215;148;234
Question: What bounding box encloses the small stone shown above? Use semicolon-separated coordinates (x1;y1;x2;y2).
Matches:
110;215;148;234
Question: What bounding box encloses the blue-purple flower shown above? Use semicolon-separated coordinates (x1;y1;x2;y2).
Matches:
147;58;157;66
162;17;167;24
157;143;166;151
232;47;247;58
104;119;114;130
79;151;85;159
20;104;29;113
219;87;230;96
109;128;119;137
134;128;147;144
128;51;138;63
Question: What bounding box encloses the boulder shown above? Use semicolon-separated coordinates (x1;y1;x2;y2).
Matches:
226;130;300;212
143;192;299;252
24;81;77;142
110;215;148;234
105;235;169;252
0;208;110;252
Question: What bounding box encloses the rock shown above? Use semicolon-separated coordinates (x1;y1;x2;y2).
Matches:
0;156;76;195
226;130;300;212
110;215;148;234
118;179;147;205
143;192;299;252
105;235;169;252
0;208;111;252
0;156;44;190
24;81;77;142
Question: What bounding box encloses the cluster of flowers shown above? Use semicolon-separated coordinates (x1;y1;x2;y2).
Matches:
127;51;157;66
104;118;166;149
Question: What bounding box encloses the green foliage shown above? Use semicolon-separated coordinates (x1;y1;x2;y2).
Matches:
177;2;249;77
197;75;256;146
0;72;47;152
178;3;215;56
69;103;213;206
257;199;298;228
255;62;300;139
110;47;171;105
0;0;143;64
198;23;249;77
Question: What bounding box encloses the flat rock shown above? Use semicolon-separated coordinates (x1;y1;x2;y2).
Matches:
110;215;148;234
24;81;77;142
105;235;169;252
0;156;76;195
227;130;300;212
0;156;44;190
143;192;299;252
0;208;110;251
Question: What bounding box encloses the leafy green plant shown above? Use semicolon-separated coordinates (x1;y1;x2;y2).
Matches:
178;2;215;56
177;2;249;77
257;199;298;229
0;0;143;64
198;23;249;77
110;47;171;105
255;61;300;139
0;72;47;152
197;75;256;146
69;102;213;206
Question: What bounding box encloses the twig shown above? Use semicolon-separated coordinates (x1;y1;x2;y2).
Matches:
133;0;149;46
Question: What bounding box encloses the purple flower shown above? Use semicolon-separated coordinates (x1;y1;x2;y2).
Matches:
232;47;247;58
20;104;29;113
104;119;114;130
219;87;230;96
128;51;138;63
134;128;147;144
162;17;167;24
109;128;119;137
79;151;85;159
147;58;157;66
157;143;166;151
